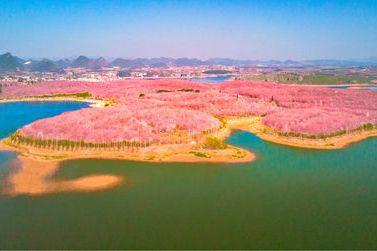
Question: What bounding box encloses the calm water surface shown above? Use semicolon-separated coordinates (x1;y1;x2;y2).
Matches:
0;102;376;249
360;86;377;91
329;85;377;91
0;101;89;139
189;75;232;83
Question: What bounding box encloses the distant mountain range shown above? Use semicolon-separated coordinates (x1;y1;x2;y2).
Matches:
1;52;377;73
0;53;64;73
0;53;24;71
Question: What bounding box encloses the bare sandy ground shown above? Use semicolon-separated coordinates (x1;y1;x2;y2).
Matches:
0;139;253;197
2;156;123;196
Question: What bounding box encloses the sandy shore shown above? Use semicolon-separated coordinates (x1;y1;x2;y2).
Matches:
0;138;253;196
1;102;376;196
220;116;377;149
1;156;123;196
2;113;376;197
1;96;254;196
1;115;376;197
0;138;254;164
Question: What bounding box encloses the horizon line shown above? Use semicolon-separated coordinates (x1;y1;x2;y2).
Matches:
1;51;376;63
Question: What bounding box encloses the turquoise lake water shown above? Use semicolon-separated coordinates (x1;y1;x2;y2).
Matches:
0;101;376;249
0;101;89;139
189;75;232;83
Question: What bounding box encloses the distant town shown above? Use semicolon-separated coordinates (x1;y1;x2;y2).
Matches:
1;52;377;86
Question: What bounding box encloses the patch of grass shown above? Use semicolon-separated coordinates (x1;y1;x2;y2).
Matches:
74;92;92;98
244;72;374;85
302;74;372;85
203;136;227;149
177;89;200;93
46;154;68;160
189;151;210;158
157;89;172;93
35;92;92;99
231;149;246;159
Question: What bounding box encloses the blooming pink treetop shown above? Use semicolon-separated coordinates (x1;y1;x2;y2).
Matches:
1;79;376;142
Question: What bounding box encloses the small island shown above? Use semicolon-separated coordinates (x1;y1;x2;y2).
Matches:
1;79;376;196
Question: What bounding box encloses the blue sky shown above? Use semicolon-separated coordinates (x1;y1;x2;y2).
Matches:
1;0;376;60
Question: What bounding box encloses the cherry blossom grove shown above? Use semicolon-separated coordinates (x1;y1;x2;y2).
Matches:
1;79;376;143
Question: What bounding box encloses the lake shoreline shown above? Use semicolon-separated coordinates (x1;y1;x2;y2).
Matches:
2;115;377;196
1;155;124;196
0;96;111;108
0;136;254;196
1;97;377;196
221;116;377;150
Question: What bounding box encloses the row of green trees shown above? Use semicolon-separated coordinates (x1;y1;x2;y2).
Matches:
32;92;92;99
10;132;151;151
273;123;376;140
